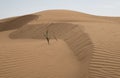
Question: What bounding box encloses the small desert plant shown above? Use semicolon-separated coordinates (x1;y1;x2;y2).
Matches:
44;29;58;44
44;30;50;44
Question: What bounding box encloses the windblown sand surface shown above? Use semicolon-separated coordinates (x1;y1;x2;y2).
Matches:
0;10;120;78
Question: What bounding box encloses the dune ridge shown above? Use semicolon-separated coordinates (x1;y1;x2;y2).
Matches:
0;15;38;32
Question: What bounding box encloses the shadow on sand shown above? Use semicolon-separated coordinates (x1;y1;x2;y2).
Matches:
0;15;38;32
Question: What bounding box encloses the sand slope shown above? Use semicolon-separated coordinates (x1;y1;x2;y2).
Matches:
0;10;120;78
0;15;38;32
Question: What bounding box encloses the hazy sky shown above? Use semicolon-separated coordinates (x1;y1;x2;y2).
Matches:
0;0;120;19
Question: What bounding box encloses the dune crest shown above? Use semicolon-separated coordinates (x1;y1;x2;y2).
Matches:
0;15;38;32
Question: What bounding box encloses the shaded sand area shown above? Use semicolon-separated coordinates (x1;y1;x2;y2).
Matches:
0;10;120;78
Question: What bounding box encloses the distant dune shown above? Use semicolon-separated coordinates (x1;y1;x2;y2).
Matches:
0;15;38;31
0;10;120;78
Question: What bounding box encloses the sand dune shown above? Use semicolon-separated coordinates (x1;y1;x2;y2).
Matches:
9;23;93;61
0;10;120;78
0;15;38;32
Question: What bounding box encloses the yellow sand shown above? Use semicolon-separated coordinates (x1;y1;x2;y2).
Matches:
0;10;120;78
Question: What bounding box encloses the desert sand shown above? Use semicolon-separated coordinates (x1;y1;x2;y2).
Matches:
0;10;120;78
